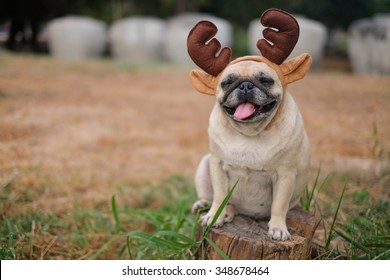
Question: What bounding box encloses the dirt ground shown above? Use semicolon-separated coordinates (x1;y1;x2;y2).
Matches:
1;52;390;217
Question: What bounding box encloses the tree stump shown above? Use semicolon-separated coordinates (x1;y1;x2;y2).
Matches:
197;206;319;260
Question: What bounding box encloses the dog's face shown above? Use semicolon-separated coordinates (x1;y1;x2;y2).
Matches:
188;10;312;134
189;54;312;136
216;60;283;127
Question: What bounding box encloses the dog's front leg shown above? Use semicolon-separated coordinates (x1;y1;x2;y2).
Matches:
200;155;236;227
268;169;296;240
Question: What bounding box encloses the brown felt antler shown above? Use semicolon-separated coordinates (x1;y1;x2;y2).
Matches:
257;8;299;65
187;21;232;76
187;9;311;95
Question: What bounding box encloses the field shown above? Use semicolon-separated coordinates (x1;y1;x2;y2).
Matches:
0;53;389;259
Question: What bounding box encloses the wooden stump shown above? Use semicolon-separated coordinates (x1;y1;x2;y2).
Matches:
197;206;319;260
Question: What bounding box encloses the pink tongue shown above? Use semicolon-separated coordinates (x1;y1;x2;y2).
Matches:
234;103;255;120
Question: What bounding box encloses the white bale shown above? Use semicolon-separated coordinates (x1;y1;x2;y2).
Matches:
108;17;166;62
163;13;232;65
248;16;327;67
348;14;390;75
47;16;107;59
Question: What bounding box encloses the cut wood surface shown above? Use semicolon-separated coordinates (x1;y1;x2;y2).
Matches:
198;206;319;260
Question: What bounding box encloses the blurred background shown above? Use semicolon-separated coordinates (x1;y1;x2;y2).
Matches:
1;0;390;73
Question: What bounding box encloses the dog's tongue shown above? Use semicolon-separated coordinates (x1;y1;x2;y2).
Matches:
234;103;255;120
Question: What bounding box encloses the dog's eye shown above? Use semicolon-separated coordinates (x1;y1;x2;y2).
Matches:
256;74;274;86
221;74;238;88
221;78;234;86
260;77;274;85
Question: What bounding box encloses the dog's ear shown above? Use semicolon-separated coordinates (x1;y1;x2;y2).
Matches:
280;53;312;85
189;69;219;95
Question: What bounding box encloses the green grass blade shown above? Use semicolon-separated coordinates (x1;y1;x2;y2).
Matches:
88;235;119;260
206;179;239;233
373;249;390;260
174;202;185;232
303;167;321;210
111;195;121;233
124;209;169;228
194;180;239;259
156;230;196;245
126;231;188;250
334;229;372;255
126;236;133;259
325;182;346;249
205;237;229;260
191;210;201;241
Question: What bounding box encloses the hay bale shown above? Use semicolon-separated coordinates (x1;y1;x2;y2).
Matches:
109;17;166;63
348;14;390;75
47;16;107;59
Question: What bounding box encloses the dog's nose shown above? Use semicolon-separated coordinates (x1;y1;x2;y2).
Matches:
238;81;254;92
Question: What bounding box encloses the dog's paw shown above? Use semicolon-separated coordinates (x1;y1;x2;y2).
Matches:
268;227;291;241
200;204;235;227
268;218;291;241
192;199;211;214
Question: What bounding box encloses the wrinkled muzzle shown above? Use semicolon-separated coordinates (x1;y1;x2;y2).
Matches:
221;79;280;122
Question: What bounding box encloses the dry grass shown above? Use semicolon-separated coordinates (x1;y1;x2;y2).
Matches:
0;52;389;259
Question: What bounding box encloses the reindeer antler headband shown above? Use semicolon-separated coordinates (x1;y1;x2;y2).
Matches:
187;8;312;95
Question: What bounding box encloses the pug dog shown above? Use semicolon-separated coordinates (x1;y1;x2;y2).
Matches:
187;9;312;241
